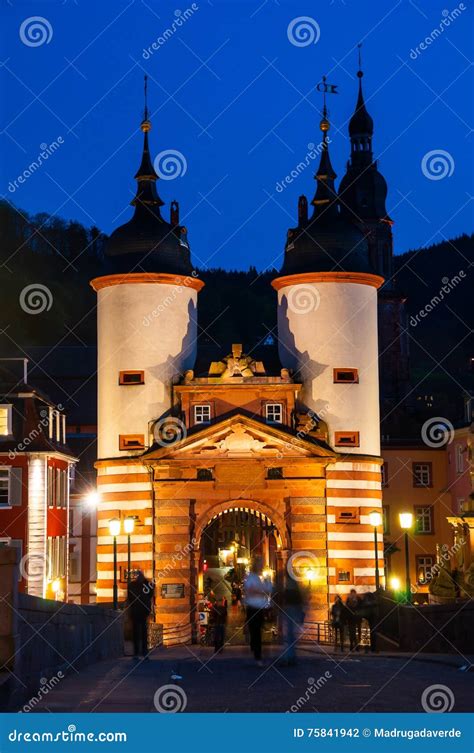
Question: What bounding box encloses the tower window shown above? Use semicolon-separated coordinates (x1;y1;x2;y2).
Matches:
335;507;359;524
268;467;283;480
337;569;353;583
119;370;145;385
194;405;211;424
197;468;213;481
333;368;359;384
119;434;145;451
265;403;283;424
334;431;360;448
0;405;12;436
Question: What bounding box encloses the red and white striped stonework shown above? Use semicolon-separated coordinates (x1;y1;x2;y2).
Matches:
326;459;384;595
95;461;153;602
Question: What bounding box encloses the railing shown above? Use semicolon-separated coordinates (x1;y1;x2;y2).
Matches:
300;621;371;646
150;620;372;648
149;622;191;648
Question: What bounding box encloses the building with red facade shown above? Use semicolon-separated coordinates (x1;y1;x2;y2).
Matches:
0;362;76;601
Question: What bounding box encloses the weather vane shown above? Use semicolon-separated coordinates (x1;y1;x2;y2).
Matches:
316;75;338;120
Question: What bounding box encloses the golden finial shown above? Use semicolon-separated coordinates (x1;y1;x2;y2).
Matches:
141;74;151;132
319;76;330;134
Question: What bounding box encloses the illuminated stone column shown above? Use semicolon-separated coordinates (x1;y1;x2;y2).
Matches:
27;455;47;597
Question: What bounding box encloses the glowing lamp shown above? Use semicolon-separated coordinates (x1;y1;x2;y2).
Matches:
85;491;100;507
306;567;317;581
52;579;60;594
109;518;121;537
390;577;401;591
369;510;382;528
399;512;413;530
123;516;135;535
262;568;273;580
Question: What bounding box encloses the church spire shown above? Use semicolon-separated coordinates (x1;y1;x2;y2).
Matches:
132;75;164;209
348;44;374;163
311;80;338;220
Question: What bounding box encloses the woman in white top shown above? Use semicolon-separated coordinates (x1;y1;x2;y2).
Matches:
243;557;272;666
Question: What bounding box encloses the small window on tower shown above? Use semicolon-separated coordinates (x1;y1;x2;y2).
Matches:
194;405;211;424
268;467;283;480
197;468;213;481
119;371;145;386
335;507;360;524
333;368;359;384
265;403;283;424
334;431;360;448
119;434;145;451
337;569;353;583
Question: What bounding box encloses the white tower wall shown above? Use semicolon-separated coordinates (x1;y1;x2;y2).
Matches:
276;278;381;456
94;277;198;459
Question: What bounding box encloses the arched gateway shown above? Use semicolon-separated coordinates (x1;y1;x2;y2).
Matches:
95;345;384;645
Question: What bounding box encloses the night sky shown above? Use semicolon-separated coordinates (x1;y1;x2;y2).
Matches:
1;0;473;271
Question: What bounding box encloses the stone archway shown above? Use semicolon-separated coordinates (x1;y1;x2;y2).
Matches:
194;498;290;551
194;501;287;645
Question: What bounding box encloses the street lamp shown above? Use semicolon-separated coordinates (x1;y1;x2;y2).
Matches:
390;576;401;592
369;510;382;591
399;512;414;603
85;490;100;508
109;518;121;609
124;516;135;583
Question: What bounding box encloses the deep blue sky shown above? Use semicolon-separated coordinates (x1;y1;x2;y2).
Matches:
1;0;473;271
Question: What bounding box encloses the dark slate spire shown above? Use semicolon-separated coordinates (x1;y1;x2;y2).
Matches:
103;76;193;275
132;75;164;209
279;75;373;278
311;95;338;221
348;45;374;165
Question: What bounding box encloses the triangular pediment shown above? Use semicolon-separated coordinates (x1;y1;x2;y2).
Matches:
143;413;335;461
